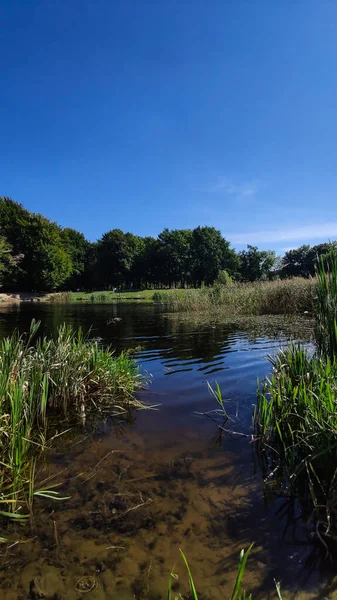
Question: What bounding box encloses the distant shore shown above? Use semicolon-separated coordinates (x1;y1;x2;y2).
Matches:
0;292;50;304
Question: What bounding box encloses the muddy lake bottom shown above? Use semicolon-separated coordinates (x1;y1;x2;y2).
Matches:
0;302;336;599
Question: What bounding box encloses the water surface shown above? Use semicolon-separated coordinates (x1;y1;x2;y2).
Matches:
0;303;333;600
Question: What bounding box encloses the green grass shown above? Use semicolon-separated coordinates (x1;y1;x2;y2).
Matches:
63;289;159;302
0;320;144;518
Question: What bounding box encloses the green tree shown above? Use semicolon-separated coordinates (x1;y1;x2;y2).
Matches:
96;229;143;289
61;228;90;289
190;226;236;286
306;243;337;276
157;228;193;287
238;245;276;281
0;236;21;287
132;236;160;288
0;197;31;254
81;242;99;290
281;245;311;278
0;198;73;291
125;233;145;288
24;215;73;290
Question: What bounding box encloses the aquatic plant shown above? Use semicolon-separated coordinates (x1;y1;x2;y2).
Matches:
168;545;282;600
253;249;337;541
0;320;144;517
207;381;228;420
254;345;337;525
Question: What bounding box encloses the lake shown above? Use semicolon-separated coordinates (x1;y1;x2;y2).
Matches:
0;302;332;600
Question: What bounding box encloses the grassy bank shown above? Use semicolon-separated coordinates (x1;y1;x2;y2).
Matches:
153;278;315;315
0;320;144;518
253;251;337;541
55;290;157;302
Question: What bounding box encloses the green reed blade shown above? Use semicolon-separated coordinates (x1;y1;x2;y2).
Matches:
231;544;254;600
179;550;198;600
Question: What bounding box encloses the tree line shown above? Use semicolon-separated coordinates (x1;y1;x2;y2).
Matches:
0;197;334;292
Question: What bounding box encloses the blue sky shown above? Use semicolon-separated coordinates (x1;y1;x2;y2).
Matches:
1;0;337;254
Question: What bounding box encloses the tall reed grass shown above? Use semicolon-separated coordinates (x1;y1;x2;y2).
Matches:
153;278;315;316
253;249;337;541
315;252;337;359
0;320;143;517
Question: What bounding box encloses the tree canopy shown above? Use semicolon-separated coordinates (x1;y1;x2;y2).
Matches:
1;196;334;292
238;245;276;282
281;243;337;278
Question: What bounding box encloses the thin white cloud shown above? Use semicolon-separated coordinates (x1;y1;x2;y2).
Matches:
230;222;337;245
209;176;259;197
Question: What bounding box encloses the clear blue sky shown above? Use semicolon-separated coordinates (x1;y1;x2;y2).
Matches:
1;0;337;254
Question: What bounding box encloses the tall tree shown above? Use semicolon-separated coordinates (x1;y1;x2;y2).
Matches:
306;243;337;276
0;236;21;287
132;236;160;288
96;229;143;289
0;198;73;291
238;245;276;281
23;215;72;291
61;228;90;289
157;228;193;287
125;233;145;288
281;245;311;278
190;226;235;286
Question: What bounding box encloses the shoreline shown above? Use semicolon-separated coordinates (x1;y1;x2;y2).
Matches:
0;292;50;304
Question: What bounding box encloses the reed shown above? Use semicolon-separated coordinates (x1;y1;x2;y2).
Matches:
207;381;229;421
0;320;144;517
168;545;282;600
153;278;315;316
314;249;337;359
253;249;337;540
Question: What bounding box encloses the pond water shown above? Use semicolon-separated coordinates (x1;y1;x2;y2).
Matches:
0;302;334;600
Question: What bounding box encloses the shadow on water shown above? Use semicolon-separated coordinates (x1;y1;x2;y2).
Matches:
1;302;334;599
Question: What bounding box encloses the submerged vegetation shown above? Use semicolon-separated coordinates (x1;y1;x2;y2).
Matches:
253;250;337;542
0;320;143;518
